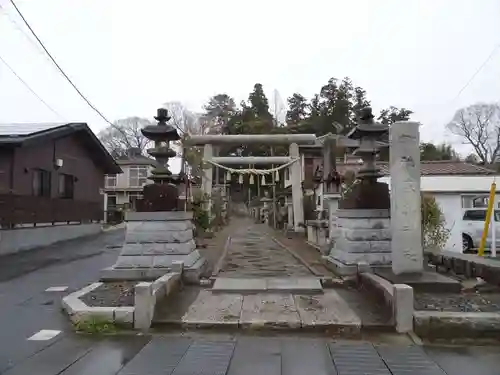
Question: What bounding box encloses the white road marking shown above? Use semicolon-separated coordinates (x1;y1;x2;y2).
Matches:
27;330;61;341
45;286;68;292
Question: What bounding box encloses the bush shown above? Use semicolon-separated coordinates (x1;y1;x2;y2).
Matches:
191;191;211;233
421;194;449;252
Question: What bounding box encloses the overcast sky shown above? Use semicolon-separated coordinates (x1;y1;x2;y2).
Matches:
1;0;499;171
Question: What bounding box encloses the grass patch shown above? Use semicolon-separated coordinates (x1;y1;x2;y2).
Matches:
74;317;117;334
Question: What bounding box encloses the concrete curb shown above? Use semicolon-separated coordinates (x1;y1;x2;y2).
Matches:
101;223;126;232
62;282;135;327
359;272;414;333
154;319;361;336
134;263;184;331
414;310;500;339
63;264;184;331
211;236;231;277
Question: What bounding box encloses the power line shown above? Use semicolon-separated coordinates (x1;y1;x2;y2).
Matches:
7;0;186;136
0;52;62;118
450;42;500;103
0;3;41;54
8;0;114;126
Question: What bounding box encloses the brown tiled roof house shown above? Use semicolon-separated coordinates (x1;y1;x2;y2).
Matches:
336;160;498;177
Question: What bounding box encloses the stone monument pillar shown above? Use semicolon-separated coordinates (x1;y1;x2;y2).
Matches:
324;108;392;275
374;120;460;292
390;121;423;274
101;108;207;283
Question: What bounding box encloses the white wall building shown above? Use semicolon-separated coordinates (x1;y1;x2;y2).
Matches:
341;161;500;253
289;159;499;253
103;148;156;210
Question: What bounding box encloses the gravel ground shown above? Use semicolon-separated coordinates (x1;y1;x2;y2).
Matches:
414;292;500;312
80;282;137;307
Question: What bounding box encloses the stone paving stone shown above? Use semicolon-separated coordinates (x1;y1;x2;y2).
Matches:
328;341;391;375
281;338;337;375
171;340;235;375
294;290;361;330
376;345;446;375
226;337;281;375
118;337;191;375
60;336;150;375
240;294;301;328
211;278;267;293
3;336;94;375
266;277;323;293
181;290;243;327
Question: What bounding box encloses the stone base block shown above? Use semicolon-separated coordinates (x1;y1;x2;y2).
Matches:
374;269;461;293
414;311;500;340
100;256;207;285
113;250;201;269
327;249;392;266
322;256;358;276
211;277;323;294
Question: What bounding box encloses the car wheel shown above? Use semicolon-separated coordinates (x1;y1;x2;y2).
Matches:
462;234;473;253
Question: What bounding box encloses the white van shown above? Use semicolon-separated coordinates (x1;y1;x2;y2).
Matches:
462;208;500;253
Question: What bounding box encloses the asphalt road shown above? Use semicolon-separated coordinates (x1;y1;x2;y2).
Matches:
0;229;499;375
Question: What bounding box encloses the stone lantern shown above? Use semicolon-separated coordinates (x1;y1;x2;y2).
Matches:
339;107;390;210
324;107;392;275
101;108;207;283
135;108;182;212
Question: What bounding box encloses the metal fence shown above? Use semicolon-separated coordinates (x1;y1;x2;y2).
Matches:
0;193;102;228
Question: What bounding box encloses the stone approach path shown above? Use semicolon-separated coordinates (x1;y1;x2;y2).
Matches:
217;220;313;278
155;218;391;329
153;285;392;330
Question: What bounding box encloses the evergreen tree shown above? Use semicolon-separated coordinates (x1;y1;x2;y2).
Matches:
286;93;308;126
378;106;413;125
420;142;459;161
248;83;272;121
203;94;236;134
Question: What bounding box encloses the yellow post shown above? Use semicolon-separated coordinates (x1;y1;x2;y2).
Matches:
478;182;496;256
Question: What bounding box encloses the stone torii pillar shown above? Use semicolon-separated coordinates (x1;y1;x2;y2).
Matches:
289;143;304;231
202;144;213;215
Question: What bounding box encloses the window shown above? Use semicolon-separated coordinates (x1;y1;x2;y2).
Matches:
129;166;148;187
463;209;500;222
58;174;74;199
105;174;117;187
107;194;117;208
463;210;486;221
32;169;51;197
285;168;290;180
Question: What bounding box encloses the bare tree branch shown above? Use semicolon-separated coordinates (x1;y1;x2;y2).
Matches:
447;103;500;164
98;117;155;157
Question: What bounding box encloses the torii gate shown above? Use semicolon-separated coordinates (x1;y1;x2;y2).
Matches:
183;134;318;232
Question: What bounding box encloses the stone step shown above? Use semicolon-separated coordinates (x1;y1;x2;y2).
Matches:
211;277;323;294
